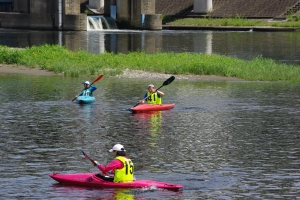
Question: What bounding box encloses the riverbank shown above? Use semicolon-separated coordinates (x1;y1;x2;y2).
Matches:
163;25;300;31
1;44;300;82
0;64;243;81
163;16;300;31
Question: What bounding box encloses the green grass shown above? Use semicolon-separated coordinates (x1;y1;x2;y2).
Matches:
163;15;300;27
1;44;300;82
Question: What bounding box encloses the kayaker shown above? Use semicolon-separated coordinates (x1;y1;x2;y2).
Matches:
94;144;134;183
74;81;97;99
140;84;164;105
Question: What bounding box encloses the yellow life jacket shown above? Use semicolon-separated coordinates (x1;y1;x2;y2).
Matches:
147;92;162;105
114;156;134;183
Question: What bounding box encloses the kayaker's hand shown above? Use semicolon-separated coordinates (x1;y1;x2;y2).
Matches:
93;161;99;167
139;100;145;104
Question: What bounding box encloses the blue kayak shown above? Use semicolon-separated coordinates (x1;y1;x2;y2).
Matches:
76;96;95;104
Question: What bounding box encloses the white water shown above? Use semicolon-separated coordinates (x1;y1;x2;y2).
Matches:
87;16;118;30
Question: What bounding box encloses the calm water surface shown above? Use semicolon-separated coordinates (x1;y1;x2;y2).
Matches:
0;74;299;199
1;28;300;65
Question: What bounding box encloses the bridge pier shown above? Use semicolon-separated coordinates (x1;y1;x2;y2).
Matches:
116;0;161;30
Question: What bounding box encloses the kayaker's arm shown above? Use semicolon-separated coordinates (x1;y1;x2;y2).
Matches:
96;159;123;174
90;85;97;92
156;90;164;97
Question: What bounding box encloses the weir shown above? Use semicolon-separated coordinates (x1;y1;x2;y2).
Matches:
87;16;118;30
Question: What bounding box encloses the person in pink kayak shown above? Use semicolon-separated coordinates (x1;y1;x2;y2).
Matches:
140;84;164;105
94;144;134;183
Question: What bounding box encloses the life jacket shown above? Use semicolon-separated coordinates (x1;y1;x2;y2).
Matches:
82;87;93;96
114;156;134;183
146;91;162;104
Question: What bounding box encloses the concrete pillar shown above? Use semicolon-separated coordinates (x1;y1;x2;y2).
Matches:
141;0;155;14
144;14;161;30
64;0;80;15
117;0;131;24
104;0;113;15
130;0;142;28
193;0;212;14
63;14;87;30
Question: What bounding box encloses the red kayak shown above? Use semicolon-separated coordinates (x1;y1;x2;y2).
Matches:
131;103;175;113
50;173;183;190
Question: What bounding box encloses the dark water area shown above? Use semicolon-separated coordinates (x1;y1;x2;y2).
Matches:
0;74;299;199
1;28;300;66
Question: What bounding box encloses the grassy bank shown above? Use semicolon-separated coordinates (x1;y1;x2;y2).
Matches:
1;44;300;82
163;15;300;27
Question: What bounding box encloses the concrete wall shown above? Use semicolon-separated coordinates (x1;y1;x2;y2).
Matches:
0;13;30;28
30;0;56;14
13;0;30;13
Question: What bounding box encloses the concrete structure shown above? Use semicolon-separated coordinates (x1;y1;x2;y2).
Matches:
0;0;161;30
193;0;212;14
115;0;161;30
155;0;300;18
0;0;86;30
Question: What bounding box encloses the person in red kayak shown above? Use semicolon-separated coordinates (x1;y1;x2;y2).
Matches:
74;81;97;99
94;144;134;183
140;84;164;105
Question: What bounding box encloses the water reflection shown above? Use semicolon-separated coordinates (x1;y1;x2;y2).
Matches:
1;28;300;65
133;111;163;147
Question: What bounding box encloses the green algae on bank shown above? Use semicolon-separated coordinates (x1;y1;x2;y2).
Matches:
1;44;300;82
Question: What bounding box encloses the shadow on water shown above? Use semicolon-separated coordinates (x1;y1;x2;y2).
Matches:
0;75;300;199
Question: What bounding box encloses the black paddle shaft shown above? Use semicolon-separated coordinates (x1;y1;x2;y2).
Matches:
132;76;175;108
80;149;98;166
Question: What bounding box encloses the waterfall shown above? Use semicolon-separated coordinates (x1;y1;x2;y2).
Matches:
87;16;118;30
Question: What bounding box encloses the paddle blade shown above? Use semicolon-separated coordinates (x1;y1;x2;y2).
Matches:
91;74;104;85
163;76;175;86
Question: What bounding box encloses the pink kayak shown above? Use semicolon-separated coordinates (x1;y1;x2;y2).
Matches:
49;173;183;190
131;103;175;113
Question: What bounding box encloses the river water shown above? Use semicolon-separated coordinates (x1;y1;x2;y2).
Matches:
1;28;300;65
0;74;299;199
0;28;300;199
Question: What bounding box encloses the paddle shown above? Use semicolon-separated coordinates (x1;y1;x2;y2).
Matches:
72;74;104;102
131;76;175;109
80;149;98;166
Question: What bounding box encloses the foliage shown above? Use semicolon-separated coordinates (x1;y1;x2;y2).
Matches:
0;44;300;82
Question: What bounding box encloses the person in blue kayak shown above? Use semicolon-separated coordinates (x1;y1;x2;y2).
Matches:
94;144;134;183
140;84;164;105
74;81;97;99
